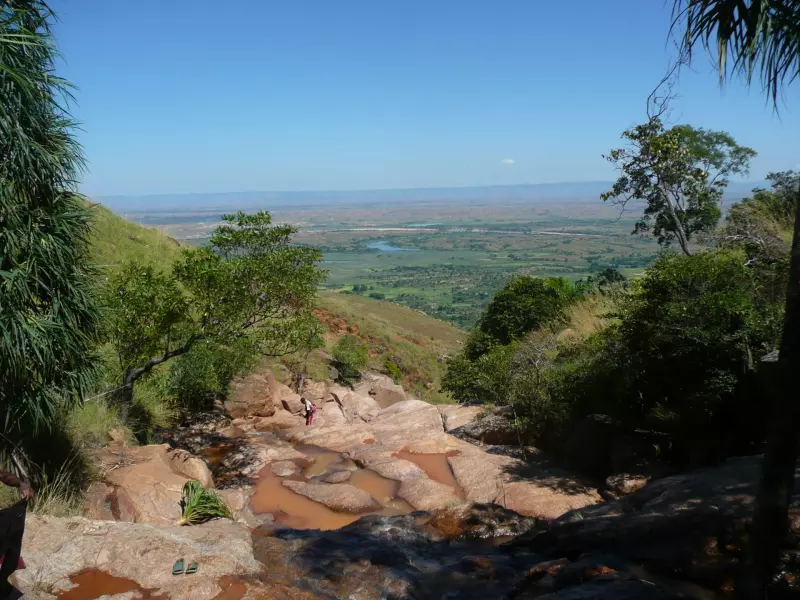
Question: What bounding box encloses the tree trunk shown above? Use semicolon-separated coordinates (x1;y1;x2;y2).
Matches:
742;188;800;598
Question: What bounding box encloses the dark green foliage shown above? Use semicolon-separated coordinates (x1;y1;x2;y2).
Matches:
170;338;258;412
441;343;517;405
1;3;100;456
105;211;326;398
465;276;577;358
721;171;798;282
383;357;404;383
613;251;780;438
602;119;755;256
332;335;369;383
369;292;386;300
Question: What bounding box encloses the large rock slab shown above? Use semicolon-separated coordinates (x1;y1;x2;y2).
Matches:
438;404;483;432
452;413;519;445
224;371;277;419
517;456;800;595
282;480;380;513
17;516;263;600
354;372;408;408
86;444;214;525
448;448;601;520
340;392;381;422
398;477;461;511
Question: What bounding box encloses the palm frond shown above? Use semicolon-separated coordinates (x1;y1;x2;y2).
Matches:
177;480;233;526
672;0;800;106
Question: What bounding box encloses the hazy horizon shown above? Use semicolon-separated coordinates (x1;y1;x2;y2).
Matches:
98;179;764;213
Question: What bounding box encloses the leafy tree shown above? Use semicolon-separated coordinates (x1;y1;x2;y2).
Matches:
442;343;518;405
332;335;369;383
1;2;100;468
720;171;798;274
466;276;576;357
673;2;800;595
105;211;325;403
602;120;755;256
616;250;781;444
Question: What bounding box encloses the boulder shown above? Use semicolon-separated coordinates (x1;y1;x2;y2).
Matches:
318;401;348;426
354;373;408;408
519;456;800;594
449;449;601;520
18;516;264;600
605;473;650;497
341;392;381;422
253;410;305;431
165;447;214;489
323;471;352;484
303;380;327;402
87;445;213;525
437;405;483;432
280;389;305;415
224;372;277;419
452;414;518;445
281;480;379;513
271;460;301;477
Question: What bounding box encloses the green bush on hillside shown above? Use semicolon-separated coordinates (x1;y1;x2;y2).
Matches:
464;276;578;359
332;335;369;383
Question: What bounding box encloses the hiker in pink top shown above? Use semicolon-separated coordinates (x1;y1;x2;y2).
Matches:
302;397;317;426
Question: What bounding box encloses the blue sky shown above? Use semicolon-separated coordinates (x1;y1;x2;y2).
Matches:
52;0;799;197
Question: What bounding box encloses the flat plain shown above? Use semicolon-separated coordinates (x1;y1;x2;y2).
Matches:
118;197;659;328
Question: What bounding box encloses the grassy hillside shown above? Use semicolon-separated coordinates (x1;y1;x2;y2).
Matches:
88;206;465;402
312;292;466;403
89;203;184;272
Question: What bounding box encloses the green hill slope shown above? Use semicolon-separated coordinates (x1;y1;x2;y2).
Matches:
88;207;464;402
89;204;184;271
314;292;466;402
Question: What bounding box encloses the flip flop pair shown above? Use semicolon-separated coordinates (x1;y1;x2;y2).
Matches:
172;559;198;575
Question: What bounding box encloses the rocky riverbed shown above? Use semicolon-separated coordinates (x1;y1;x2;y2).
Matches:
13;371;800;598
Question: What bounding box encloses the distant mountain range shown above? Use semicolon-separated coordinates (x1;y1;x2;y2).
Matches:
98;180;766;213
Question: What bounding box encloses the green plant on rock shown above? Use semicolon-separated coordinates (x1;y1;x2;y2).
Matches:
178;480;232;526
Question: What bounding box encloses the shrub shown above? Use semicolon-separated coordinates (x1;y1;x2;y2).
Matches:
369;292;386;300
442;343;518;405
614;250;781;442
332;335;369;383
471;276;578;355
384;357;404;383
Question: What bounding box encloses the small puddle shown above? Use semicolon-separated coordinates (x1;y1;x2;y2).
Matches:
394;450;464;496
211;576;248;600
250;468;363;530
57;569;166;600
349;469;400;506
295;444;356;477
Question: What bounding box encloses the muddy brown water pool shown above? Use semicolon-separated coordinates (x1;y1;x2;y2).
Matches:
394;449;464;497
57;569;167;600
248;444;414;530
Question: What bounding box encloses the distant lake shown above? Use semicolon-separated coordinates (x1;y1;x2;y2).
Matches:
367;240;418;252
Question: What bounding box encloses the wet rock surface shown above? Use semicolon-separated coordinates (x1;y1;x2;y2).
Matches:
58;371;767;598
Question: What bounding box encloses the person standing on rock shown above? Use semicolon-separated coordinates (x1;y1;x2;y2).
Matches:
0;470;35;600
302;396;316;426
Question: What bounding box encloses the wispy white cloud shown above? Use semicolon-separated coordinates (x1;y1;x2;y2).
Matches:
501;158;515;165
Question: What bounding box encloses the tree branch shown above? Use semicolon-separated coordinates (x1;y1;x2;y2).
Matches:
123;334;202;387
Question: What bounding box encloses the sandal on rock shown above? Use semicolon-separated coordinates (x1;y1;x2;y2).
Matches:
185;561;198;575
172;559;185;576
